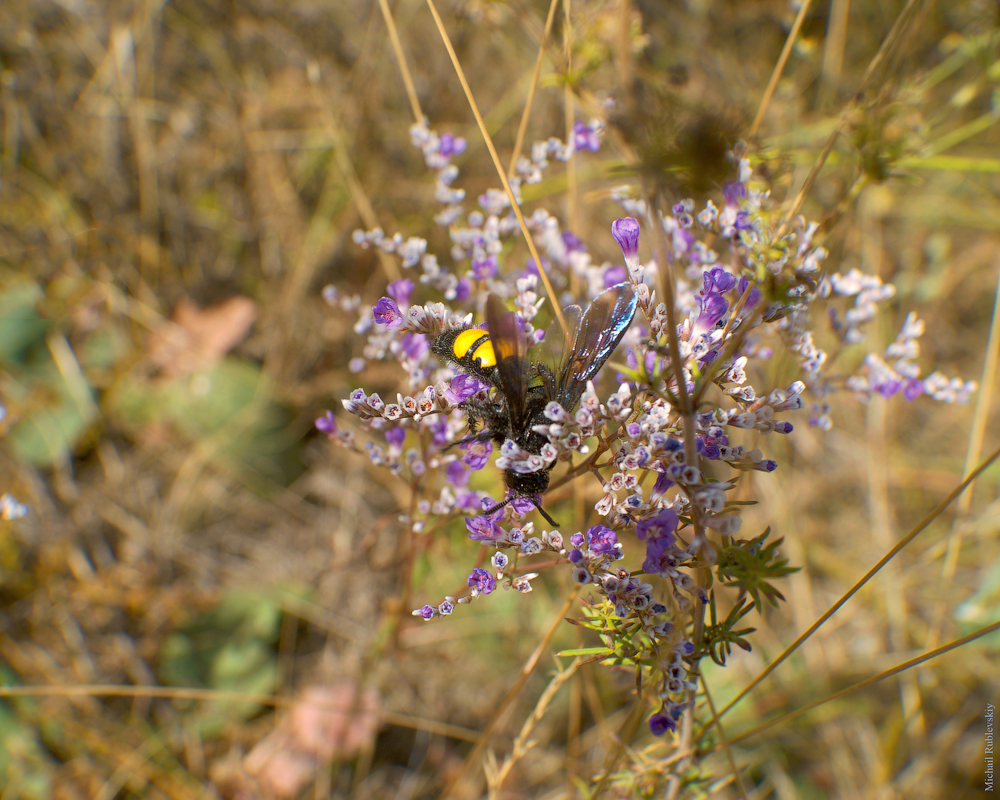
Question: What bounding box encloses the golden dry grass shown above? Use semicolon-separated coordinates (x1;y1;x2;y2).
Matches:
0;1;998;798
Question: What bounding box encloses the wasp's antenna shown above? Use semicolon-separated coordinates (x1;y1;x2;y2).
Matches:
483;495;559;529
532;499;559;528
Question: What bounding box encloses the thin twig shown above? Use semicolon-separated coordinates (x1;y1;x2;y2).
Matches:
507;0;560;177
749;0;813;138
425;0;569;338
720;618;1000;747
715;442;1000;720
442;586;582;799
377;0;424;124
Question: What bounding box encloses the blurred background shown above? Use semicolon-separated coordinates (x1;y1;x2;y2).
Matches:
0;0;998;797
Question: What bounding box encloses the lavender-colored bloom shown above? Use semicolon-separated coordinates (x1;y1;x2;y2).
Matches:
471;253;498;279
461;439;493;471
508;496;534;517
612;218;640;265
722;181;746;208
447;459;470;487
373;297;403;329
455;488;482;512
450;277;471;302
387;278;415;305
648;712;676;736
315;410;337;435
572;120;601;153
603;264;627;288
428;416;450;448
636;508;678;543
586;525;618;557
418;605;436;621
569;532;586;548
466;514;503;541
562;230;586;252
695;292;728;331
400;333;428;360
445;373;488;403
468;567;496;595
904;377;924;401
385;427;406;447
438;132;466;159
703;267;737;294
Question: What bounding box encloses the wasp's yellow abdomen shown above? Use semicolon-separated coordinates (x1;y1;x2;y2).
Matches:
452;329;496;368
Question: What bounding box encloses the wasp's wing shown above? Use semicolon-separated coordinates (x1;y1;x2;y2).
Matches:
485;293;529;423
555;283;638;409
539;304;582;398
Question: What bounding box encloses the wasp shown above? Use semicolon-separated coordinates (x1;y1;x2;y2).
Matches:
431;282;639;526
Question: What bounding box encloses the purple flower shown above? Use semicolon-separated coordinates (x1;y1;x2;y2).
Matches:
511;496;536;517
373;297;403;329
703;267;737;295
447;459;470;487
315;410;337;435
401;333;428;361
471;253;498;279
387;278;415;305
722;181;746;208
461;439;493;471
467;567;496;595
904;377;924;401
562;230;586;253
428;416;450;448
446;374;488;403
695;292;729;332
586;525;618;557
573;120;601;153
418;605;435;620
439;132;466;160
603;264;627;288
466;515;503;542
648;712;676;736
569;532;586;548
612;218;640;264
455;488;482;512
636;508;678;543
454;277;472;302
385;427;406;448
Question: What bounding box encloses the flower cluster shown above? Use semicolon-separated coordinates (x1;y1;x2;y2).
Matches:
318;118;975;738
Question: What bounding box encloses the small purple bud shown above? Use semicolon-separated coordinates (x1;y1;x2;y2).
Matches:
612;218;640;265
315;410;337;435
